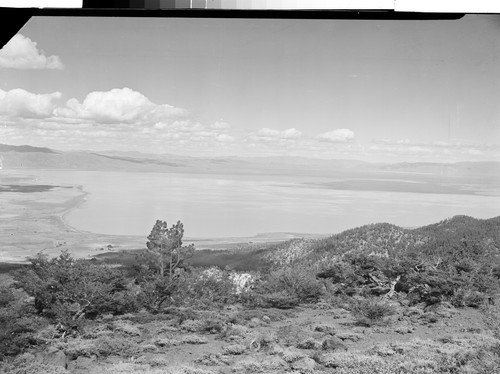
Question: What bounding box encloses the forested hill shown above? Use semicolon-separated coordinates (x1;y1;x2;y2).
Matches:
264;215;500;269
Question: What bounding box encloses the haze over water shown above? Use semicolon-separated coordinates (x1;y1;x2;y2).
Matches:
29;169;500;239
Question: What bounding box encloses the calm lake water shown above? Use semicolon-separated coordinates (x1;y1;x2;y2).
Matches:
22;170;500;238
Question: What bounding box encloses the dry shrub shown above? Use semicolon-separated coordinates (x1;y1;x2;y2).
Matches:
223;343;247;355
257;267;323;305
348;298;396;327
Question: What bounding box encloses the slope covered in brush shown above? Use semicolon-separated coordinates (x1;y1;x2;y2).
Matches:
265;222;427;269
263;215;500;306
265;216;500;269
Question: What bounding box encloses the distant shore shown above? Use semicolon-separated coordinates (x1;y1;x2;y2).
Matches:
0;170;145;263
0;170;323;263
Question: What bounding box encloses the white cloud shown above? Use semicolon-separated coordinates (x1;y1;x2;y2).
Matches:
55;87;187;124
282;128;302;139
0;34;63;70
211;121;231;130
0;86;243;156
0;88;61;118
257;128;280;137
216;134;235;142
256;127;303;140
318;128;355;143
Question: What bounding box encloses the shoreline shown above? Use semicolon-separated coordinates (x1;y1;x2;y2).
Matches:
0;170;145;263
0;169;327;264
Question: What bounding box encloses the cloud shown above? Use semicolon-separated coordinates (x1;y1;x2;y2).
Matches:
255;127;302;140
211;121;231;130
216;134;235;142
0;86;244;156
282;128;302;139
55;87;187;124
257;128;280;137
0;88;61;118
0;34;63;70
318;128;355;143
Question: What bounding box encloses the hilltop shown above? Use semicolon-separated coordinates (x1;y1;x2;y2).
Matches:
263;215;500;268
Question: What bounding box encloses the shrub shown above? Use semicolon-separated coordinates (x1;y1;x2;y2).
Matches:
182;334;208;344
0;285;14;307
173;267;237;308
258;290;300;309
297;337;322;350
230;308;292;324
451;288;487;308
13;252;133;327
0;311;50;358
1;356;70;374
198;318;226;334
348;298;396;327
58;338;99;359
112;320;142;336
317;261;360;286
164;306;200;324
251;267;323;307
135;273;177;313
315;352;388;372
219;324;249;339
223;344;247;355
95;335;142;357
180;319;205;332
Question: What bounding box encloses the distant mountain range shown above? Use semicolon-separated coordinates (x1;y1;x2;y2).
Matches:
0;144;56;154
1;143;499;178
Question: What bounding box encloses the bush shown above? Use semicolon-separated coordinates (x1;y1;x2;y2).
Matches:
258;290;300;309
135;273;177;313
173;267;238;309
451;288;487;308
223;344;247;355
348;298;396;327
0;310;50;358
252;267;323;306
0;285;15;307
59;335;142;359
14;252;133;326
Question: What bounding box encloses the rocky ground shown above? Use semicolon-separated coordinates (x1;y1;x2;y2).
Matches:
2;299;497;374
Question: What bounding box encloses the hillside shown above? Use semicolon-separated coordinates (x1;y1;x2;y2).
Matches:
264;215;500;269
2;215;500;373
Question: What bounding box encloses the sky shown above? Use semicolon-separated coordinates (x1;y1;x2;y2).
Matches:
0;14;499;162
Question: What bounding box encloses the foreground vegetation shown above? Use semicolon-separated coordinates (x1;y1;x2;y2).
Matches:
1;215;500;373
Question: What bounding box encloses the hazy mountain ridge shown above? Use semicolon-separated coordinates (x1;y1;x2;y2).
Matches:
1;143;499;179
265;215;500;268
0;144;56;154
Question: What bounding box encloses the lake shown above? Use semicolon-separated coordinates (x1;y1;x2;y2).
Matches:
18;170;500;238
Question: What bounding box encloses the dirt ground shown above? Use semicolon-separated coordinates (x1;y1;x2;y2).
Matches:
6;300;494;374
